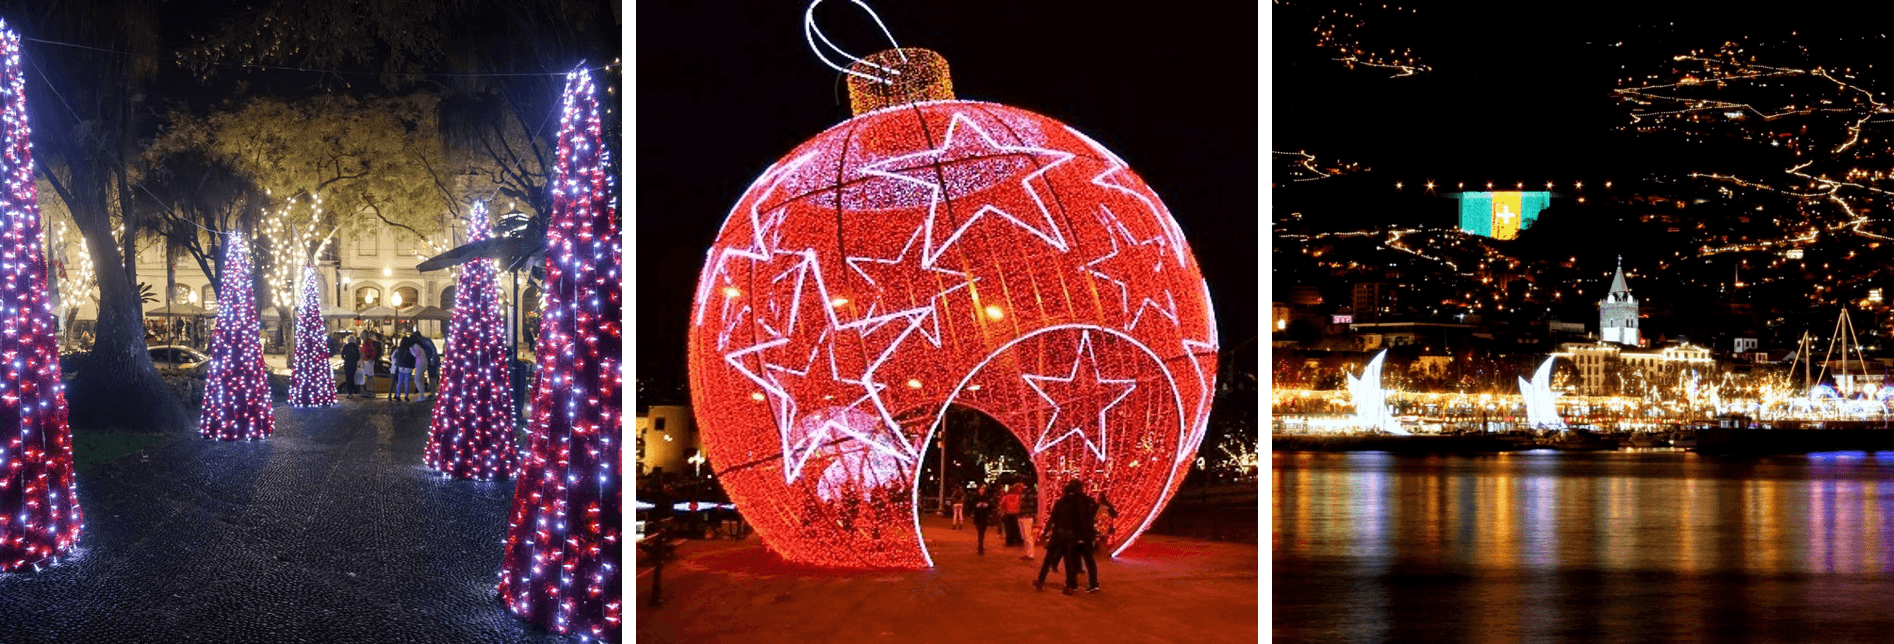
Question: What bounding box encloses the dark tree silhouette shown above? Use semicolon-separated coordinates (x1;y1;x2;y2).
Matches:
9;0;187;432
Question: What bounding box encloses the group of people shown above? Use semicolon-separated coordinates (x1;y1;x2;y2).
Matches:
955;480;1118;596
336;329;438;400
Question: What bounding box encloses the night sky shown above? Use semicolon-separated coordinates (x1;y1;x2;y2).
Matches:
1274;2;1893;183
636;1;1259;399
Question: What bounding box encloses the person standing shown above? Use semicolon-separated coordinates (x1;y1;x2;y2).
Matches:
405;340;427;400
361;331;381;398
1033;479;1101;595
416;331;440;396
970;485;994;555
1018;483;1038;560
339;336;361;396
951;488;966;530
393;332;417;402
1000;484;1024;547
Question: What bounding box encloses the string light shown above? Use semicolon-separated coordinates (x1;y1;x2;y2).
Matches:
1272;150;1358;182
1616;39;1894;260
1302;2;1430;77
287;267;336;407
686;51;1217;568
198;232;274;441
51;220;94;324
426;202;518;480
0;20;82;573
497;67;620;643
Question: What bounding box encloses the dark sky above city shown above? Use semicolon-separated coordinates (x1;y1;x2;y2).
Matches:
636;1;1259;396
1275;2;1894;183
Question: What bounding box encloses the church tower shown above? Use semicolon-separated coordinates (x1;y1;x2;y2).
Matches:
1600;257;1640;346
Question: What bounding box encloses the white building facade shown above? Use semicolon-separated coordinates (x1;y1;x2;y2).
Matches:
1599;258;1640;347
64;218;539;354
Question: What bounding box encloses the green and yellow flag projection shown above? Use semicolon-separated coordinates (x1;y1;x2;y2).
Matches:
1455;191;1550;240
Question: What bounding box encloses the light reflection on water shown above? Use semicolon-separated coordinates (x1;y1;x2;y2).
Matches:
1274;450;1894;643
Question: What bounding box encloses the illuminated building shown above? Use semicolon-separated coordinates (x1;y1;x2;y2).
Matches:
1599;258;1641;346
635;405;700;476
1453;191;1552;240
1352;282;1397;323
1559;341;1715;396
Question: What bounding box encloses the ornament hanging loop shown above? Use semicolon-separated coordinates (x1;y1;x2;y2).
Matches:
804;0;908;85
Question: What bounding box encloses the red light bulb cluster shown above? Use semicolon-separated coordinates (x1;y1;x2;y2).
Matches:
425;201;518;480
497;67;621;642
687;97;1218;568
288;268;336;407
198;232;275;441
0;20;82;572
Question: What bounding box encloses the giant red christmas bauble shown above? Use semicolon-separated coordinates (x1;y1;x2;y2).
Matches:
688;95;1217;569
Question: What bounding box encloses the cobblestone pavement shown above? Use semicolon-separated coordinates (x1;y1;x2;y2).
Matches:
0;399;568;644
635;514;1259;644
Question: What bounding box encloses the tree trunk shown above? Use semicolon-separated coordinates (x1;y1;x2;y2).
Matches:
166;245;177;310
65;205;190;433
276;305;294;354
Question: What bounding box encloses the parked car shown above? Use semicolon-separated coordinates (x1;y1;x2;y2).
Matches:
148;345;212;378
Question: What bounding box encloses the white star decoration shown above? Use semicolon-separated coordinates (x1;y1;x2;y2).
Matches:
1177;337;1218;464
693;152;815;328
1083;205;1179;330
863;112;1075;268
1021;331;1137;462
702;110;1216;487
844;226;976;344
1067;125;1191;268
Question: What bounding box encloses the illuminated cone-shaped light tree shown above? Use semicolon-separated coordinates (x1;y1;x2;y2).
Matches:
498;66;622;642
198;233;274;440
0;21;83;572
425;202;517;480
288;267;336;407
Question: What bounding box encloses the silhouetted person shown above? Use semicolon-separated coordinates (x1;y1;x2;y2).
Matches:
1000;484;1024;546
415;331;439;395
970;485;994;555
339;337;361;396
1033;479;1101;595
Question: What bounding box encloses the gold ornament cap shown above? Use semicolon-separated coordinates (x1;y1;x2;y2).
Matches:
847;48;954;115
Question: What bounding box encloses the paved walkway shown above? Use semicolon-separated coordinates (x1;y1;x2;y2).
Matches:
0;399;565;644
635;514;1258;644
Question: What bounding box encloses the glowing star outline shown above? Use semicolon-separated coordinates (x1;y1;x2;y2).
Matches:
862;111;1076;268
722;249;918;481
917;322;1190;565
693;152;817;327
1020;331;1137;461
1176;337;1218;464
843;226;978;344
1067;125;1191;268
1082;205;1179;331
